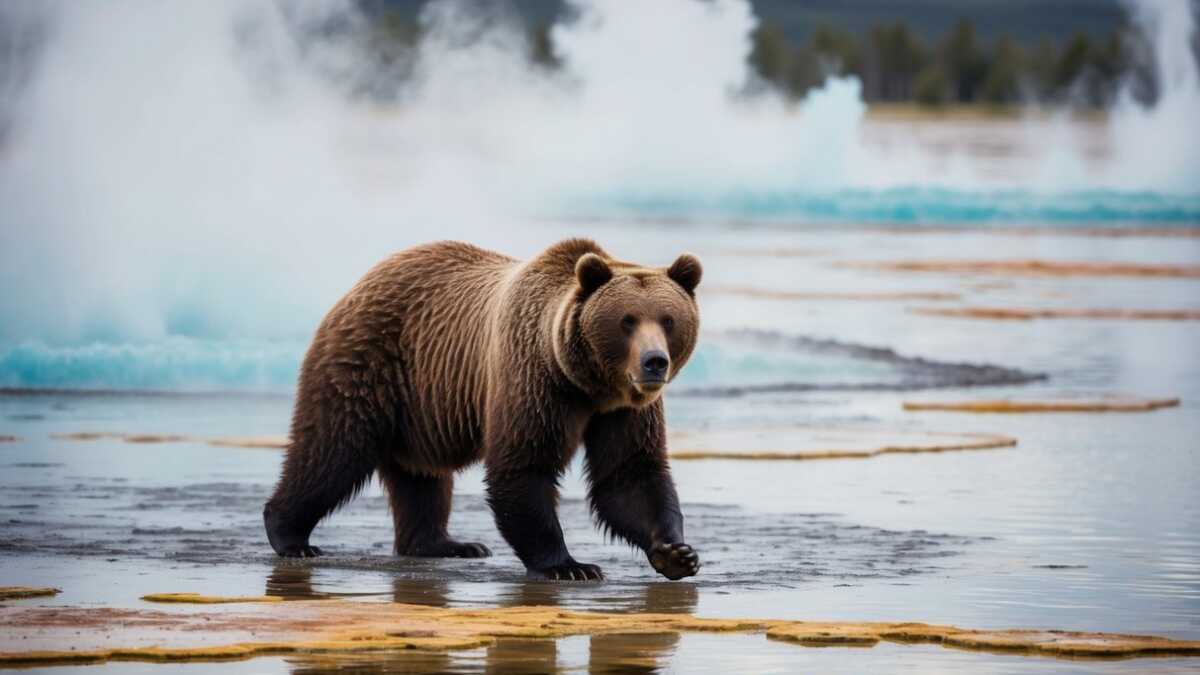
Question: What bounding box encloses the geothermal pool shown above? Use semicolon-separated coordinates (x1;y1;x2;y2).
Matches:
3;223;1199;673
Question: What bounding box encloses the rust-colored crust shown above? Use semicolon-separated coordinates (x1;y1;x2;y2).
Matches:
708;285;961;302
0;587;60;600
903;398;1180;413
911;307;1200;321
1;600;1197;666
843;259;1200;278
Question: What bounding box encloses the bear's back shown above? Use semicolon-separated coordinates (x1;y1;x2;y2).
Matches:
295;241;519;471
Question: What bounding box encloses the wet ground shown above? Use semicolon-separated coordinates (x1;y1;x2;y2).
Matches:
2;225;1199;672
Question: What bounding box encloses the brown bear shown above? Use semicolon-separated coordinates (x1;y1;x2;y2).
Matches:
263;238;702;581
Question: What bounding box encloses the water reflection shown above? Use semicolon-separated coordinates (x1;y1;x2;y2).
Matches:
496;579;699;614
266;563;695;674
284;633;681;674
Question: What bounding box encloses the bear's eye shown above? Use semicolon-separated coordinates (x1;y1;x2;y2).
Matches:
620;315;637;333
661;316;675;332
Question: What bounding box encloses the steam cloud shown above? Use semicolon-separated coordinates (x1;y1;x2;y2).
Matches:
0;0;1196;387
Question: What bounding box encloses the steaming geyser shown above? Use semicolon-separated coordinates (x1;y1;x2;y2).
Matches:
0;0;1197;390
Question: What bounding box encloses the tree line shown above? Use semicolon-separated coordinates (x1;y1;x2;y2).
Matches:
747;18;1162;108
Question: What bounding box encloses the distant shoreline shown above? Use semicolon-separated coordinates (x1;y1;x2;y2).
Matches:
865;103;1108;123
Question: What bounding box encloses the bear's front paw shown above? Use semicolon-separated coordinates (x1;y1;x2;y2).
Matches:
276;544;324;558
528;560;604;581
649;542;699;580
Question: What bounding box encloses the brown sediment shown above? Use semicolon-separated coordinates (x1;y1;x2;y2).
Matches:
667;427;1016;461
141;593;284;604
123;434;191;444
53;432;195;445
1;600;1197;666
51;432;126;442
0;587;60;601
841;259;1200;278
911;307;1200;321
903;398;1180;413
708;285;961;302
0;435;19;443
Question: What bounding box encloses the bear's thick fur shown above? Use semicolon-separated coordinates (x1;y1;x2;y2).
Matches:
264;238;702;580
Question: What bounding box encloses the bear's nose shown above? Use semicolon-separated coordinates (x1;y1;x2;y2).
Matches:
640;350;670;381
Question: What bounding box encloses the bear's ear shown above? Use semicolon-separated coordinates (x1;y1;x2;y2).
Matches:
667;253;702;295
575;252;613;295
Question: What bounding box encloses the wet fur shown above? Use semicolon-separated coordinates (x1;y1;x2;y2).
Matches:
264;238;700;579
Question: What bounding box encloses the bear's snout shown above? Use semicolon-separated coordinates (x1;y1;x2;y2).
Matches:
628;321;670;397
639;349;669;383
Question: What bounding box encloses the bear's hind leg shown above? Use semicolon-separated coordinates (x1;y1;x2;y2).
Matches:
264;439;376;558
380;464;491;558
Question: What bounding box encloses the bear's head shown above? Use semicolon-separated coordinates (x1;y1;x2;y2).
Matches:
555;251;702;409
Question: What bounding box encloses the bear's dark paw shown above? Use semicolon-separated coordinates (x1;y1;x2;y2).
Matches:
264;507;323;558
405;539;492;559
528;560;604;581
275;544;324;558
648;542;700;580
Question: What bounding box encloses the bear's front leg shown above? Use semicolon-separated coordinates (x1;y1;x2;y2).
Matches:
584;403;700;581
485;462;603;581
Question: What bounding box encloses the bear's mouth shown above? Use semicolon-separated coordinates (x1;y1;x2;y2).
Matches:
629;373;667;395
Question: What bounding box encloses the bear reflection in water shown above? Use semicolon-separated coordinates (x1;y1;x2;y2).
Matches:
268;563;696;674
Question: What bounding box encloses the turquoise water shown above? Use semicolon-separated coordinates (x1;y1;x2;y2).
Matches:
3;185;1197;392
575;188;1200;225
0;338;306;392
0;330;1041;394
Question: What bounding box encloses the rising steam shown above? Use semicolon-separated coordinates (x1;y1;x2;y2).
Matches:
0;0;1196;389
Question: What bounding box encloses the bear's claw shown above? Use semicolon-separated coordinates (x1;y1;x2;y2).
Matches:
529;560;604;581
649;542;700;580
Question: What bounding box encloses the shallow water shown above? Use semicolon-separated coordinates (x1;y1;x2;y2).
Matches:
2;224;1199;672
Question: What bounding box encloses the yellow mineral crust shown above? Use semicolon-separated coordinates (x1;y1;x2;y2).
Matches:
903;398;1180;413
1;601;1197;666
141;593;283;604
667;427;1016;460
0;587;60;600
767;622;1200;658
